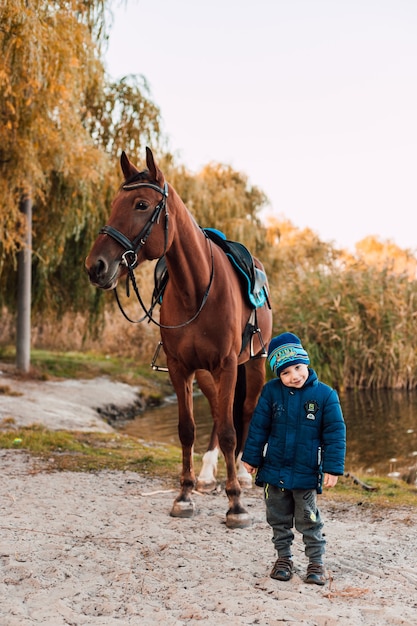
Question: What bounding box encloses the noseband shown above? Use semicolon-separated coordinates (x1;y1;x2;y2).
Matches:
100;181;169;268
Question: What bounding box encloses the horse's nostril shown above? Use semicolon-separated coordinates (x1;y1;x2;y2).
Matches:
85;257;107;282
96;258;106;277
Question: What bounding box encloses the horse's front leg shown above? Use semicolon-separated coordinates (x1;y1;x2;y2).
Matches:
168;367;196;519
217;363;251;529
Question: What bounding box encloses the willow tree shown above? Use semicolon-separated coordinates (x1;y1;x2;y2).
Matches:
0;1;161;368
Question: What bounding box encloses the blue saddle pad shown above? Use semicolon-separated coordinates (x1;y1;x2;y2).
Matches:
204;228;269;309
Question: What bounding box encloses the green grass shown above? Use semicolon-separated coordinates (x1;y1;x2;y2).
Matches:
322;472;417;508
0;346;172;400
0;345;150;380
0;425;182;480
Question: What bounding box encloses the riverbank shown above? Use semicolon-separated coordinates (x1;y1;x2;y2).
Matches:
1;369;417;625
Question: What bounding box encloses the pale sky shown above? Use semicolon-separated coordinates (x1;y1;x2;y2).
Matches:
105;0;417;252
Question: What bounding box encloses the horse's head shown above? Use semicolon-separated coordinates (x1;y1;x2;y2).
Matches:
85;148;169;289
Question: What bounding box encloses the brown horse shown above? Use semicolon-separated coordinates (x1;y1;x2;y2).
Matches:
85;148;272;528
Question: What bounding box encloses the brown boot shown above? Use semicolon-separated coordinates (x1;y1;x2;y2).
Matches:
270;557;293;581
305;562;326;585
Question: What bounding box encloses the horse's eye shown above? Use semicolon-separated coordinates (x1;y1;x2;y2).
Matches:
134;200;149;211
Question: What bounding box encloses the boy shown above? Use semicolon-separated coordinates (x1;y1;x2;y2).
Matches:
242;332;346;585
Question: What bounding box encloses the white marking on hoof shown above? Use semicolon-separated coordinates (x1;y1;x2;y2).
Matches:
170;499;196;518
237;475;253;489
236;452;253;489
197;449;219;492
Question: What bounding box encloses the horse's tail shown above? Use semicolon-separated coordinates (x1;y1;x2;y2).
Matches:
233;364;247;457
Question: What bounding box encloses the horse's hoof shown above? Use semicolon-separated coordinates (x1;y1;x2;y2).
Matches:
225;512;252;529
170;499;196;518
196;479;217;493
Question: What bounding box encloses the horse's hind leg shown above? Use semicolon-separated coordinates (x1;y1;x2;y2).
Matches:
236;358;267;488
195;370;219;492
197;424;219;492
168;369;197;519
216;364;251;529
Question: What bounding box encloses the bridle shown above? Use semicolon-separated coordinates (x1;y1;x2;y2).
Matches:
99;179;215;328
100;180;169;270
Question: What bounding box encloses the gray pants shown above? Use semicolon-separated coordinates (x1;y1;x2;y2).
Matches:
264;484;326;564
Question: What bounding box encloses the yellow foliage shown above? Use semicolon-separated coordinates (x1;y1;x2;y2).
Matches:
352;235;417;278
0;1;109;220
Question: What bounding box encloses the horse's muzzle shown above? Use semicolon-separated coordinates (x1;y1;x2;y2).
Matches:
85;256;121;290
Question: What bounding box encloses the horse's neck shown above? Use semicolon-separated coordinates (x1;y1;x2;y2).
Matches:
165;194;212;293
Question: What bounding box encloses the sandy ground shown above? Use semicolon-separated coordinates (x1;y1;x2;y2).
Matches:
1;371;417;626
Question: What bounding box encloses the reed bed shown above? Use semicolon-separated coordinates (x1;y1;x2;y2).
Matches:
266;224;417;390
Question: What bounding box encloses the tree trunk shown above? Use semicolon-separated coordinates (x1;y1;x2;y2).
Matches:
16;194;33;372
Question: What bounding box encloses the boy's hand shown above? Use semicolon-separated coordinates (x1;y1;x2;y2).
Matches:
242;462;257;475
323;473;338;488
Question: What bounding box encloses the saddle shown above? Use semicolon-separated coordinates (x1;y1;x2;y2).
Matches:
153;228;269;310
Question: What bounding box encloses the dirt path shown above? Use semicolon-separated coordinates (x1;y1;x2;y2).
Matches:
0;372;416;625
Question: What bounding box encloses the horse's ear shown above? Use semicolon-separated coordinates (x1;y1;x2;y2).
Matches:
146;147;164;184
120;151;139;180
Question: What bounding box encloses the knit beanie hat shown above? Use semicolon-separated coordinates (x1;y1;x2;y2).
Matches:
267;332;310;377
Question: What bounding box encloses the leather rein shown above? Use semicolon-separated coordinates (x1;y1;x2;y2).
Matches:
99;180;215;329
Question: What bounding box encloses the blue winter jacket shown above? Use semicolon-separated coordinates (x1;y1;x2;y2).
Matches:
241;369;346;493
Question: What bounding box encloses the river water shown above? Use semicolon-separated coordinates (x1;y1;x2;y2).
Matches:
121;389;417;478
